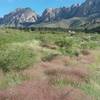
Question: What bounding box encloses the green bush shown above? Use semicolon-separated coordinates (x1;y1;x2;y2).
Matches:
0;72;28;89
0;46;36;71
55;37;79;56
55;37;74;48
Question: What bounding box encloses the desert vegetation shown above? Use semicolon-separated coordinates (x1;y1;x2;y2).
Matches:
0;28;100;100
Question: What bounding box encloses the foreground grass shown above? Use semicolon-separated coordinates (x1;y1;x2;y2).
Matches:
0;28;100;99
0;71;29;89
52;49;100;100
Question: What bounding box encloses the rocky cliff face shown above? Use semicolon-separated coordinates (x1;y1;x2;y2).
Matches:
76;0;100;16
40;5;79;22
1;8;38;27
41;0;100;22
40;8;60;22
0;17;3;24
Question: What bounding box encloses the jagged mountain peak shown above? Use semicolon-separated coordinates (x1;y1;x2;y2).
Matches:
1;7;38;27
76;0;100;16
41;5;80;22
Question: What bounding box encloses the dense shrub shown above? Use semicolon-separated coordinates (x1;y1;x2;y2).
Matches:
55;37;79;56
55;37;73;48
0;46;36;71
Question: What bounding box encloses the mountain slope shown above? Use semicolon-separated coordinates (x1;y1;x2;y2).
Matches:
40;5;79;22
1;8;38;27
0;0;100;29
76;0;100;16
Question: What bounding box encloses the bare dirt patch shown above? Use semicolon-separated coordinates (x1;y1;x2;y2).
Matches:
0;80;92;100
45;66;90;84
76;53;94;64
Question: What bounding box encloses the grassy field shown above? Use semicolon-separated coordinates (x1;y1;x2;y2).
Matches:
0;28;100;100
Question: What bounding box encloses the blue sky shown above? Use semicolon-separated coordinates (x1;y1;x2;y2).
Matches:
0;0;85;16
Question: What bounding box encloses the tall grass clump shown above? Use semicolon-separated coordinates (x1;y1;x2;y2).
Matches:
0;72;28;89
55;37;79;56
0;45;37;72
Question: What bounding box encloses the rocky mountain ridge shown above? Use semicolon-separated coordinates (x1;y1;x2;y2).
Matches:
0;8;38;27
0;0;100;28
